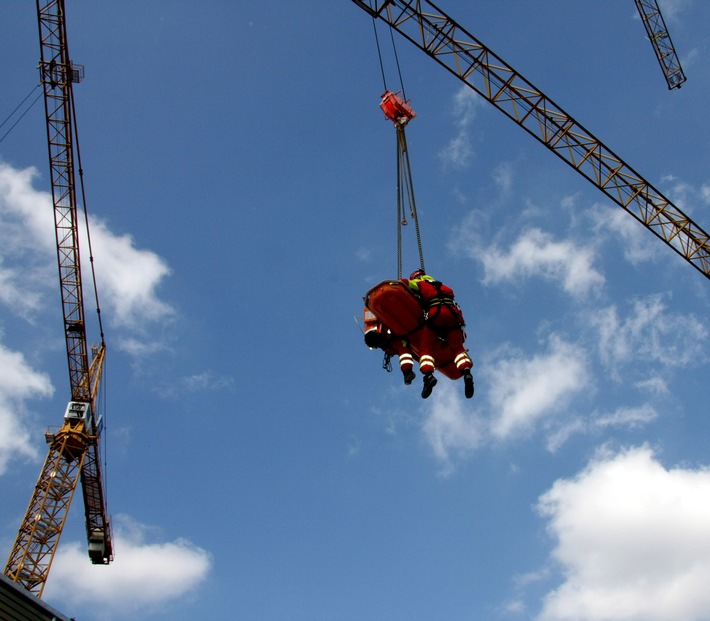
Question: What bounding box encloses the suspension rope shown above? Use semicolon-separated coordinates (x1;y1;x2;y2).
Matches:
396;125;425;278
396;132;404;279
371;18;388;92
0;84;42;144
371;10;424;278
388;27;407;102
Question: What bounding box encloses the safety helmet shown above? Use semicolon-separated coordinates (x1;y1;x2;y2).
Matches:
410;268;426;279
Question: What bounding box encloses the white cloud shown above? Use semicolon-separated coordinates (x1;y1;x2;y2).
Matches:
487;336;590;440
0;164;55;318
44;515;212;619
0;161;173;329
536;445;710;621
475;228;604;297
0;340;53;473
90;221;173;327
421;381;485;472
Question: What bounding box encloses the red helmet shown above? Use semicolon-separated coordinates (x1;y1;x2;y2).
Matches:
410;268;426;279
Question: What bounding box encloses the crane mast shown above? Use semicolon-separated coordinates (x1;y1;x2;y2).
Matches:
352;0;710;280
3;0;113;597
634;0;686;89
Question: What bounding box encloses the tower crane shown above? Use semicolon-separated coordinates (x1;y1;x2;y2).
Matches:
351;0;710;281
634;0;686;89
3;0;113;597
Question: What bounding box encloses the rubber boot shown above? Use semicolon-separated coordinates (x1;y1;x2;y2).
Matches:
403;369;416;385
463;370;474;399
422;372;437;399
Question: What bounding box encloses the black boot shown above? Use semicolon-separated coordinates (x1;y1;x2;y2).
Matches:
403;369;416;385
463;370;474;399
422;373;437;399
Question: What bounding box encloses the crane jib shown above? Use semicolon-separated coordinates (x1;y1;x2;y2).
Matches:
351;0;710;280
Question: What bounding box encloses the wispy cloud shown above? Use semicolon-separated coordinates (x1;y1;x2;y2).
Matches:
420;381;485;473
547;404;659;453
589;294;708;377
156;369;235;399
439;87;484;169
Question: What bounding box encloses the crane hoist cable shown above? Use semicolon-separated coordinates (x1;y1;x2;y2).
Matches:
69;85;105;346
69;74;111;508
395;120;425;279
371;17;426;279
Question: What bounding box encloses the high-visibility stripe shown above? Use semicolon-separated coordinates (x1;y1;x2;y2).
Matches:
428;297;454;306
419;354;435;372
399;353;413;365
455;352;472;369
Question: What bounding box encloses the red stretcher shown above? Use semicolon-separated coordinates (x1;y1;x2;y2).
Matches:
364;280;462;380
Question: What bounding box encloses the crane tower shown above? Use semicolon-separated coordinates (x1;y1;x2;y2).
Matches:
3;0;113;597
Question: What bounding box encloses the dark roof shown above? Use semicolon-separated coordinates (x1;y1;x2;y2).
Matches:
0;574;73;621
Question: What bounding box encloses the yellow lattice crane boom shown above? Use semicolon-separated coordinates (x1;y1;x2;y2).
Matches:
351;0;709;279
634;0;686;89
3;0;113;598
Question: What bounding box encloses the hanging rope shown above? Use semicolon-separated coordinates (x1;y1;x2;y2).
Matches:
371;18;388;93
371;11;425;279
388;26;407;101
396;125;425;279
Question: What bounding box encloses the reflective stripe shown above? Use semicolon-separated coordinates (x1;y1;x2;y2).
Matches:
400;353;413;364
455;352;472;369
429;297;454;306
419;354;435;372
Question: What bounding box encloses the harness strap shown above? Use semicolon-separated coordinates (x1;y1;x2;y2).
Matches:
428;297;455;306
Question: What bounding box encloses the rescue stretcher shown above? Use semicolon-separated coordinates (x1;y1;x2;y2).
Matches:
364;280;463;380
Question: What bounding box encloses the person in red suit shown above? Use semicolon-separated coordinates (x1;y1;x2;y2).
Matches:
403;269;474;399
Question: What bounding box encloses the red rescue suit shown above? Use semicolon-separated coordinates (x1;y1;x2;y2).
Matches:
403;275;473;376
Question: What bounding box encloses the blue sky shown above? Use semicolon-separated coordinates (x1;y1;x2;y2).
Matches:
2;1;710;620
